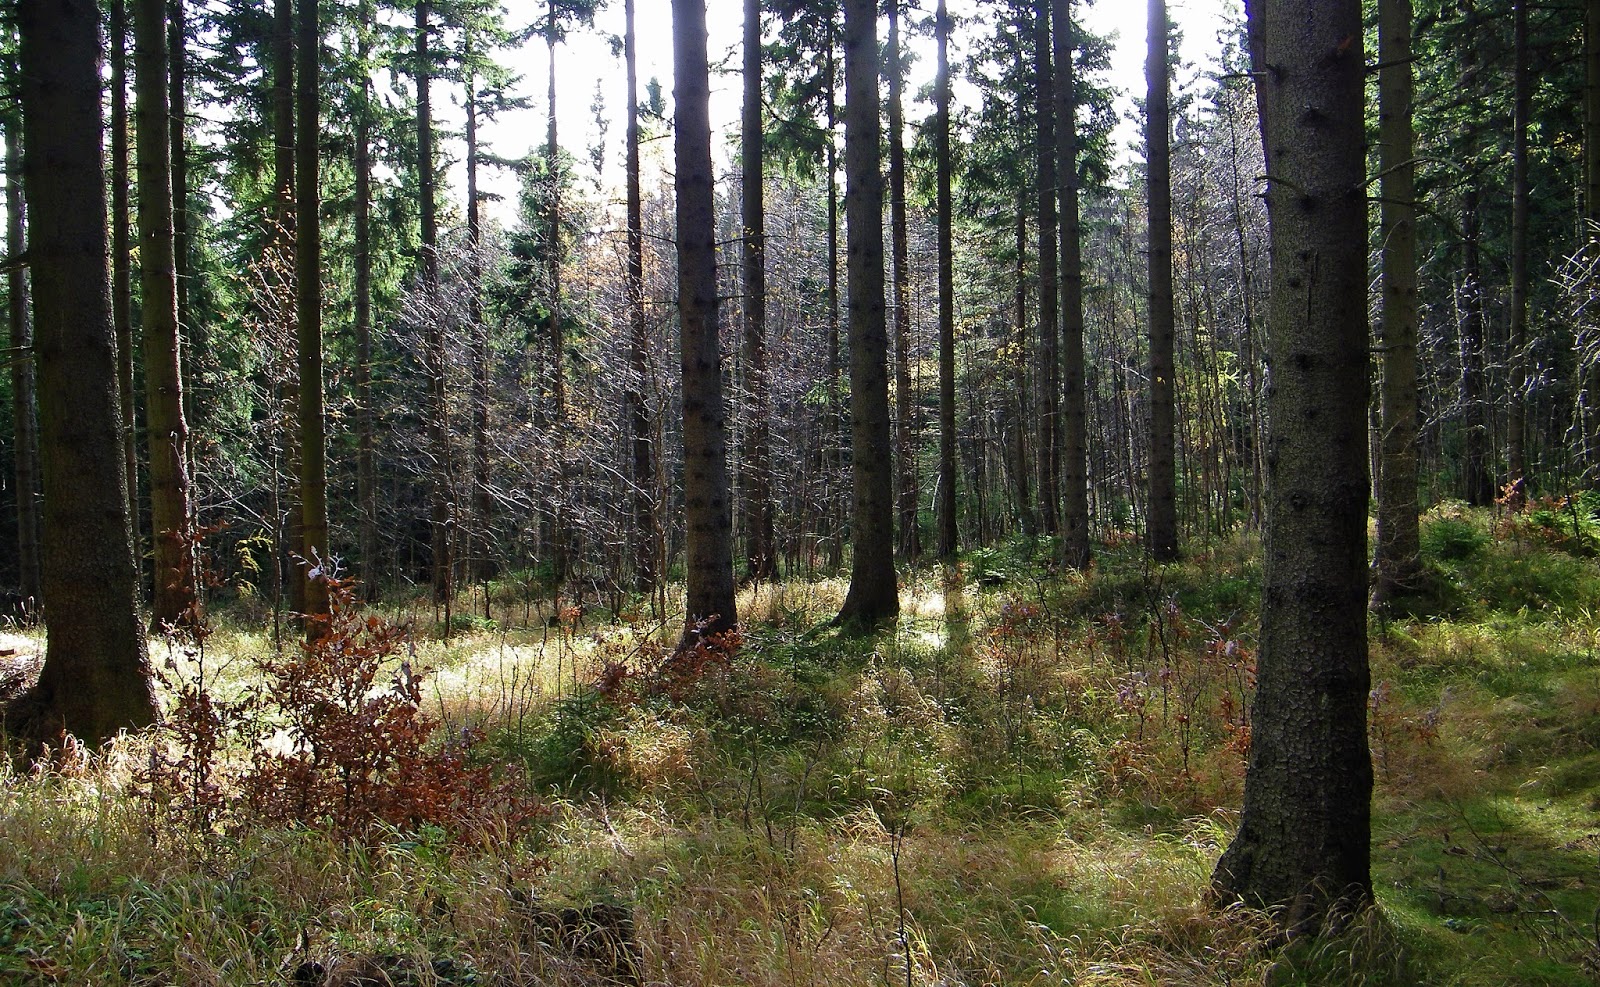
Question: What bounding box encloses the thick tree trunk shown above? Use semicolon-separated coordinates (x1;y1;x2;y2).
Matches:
674;0;738;643
1212;0;1373;931
1506;0;1529;505
354;0;378;595
1035;1;1060;538
296;0;329;624
1145;0;1179;562
18;0;157;744
1054;0;1090;569
935;0;958;559
625;0;657;593
134;0;196;628
6;124;40;607
1372;0;1422;605
742;0;778;583
834;0;899;630
887;1;920;561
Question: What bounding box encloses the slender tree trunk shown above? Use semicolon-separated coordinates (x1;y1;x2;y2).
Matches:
1035;1;1060;537
1460;186;1493;506
935;0;959;558
6;125;40;607
111;0;140;586
1506;0;1530;505
673;0;738;643
466;55;493;586
18;0;157;744
887;0;920;560
825;38;843;567
169;0;199;478
834;0;898;629
1012;179;1036;538
134;0;196;628
1055;0;1090;568
272;0;303;618
1213;0;1373;930
625;0;657;593
1146;0;1179;562
545;0;570;588
417;1;453;618
1583;0;1600;481
742;0;778;583
1372;0;1421;604
296;0;329;625
354;0;378;596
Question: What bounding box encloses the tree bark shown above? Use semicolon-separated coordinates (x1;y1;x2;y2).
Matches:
296;0;329;624
1035;0;1060;538
417;0;453;618
18;0;158;744
935;0;959;559
272;0;303;618
1460;185;1493;506
6;123;40;607
625;0;657;594
1054;0;1091;569
674;0;737;644
742;0;778;583
354;0;378;595
1212;0;1374;931
887;0;920;560
1146;0;1179;562
1506;0;1529;505
1372;0;1422;605
466;52;494;586
111;0;140;589
834;0;899;630
134;0;196;628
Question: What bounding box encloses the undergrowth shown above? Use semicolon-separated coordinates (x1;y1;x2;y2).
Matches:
0;505;1596;984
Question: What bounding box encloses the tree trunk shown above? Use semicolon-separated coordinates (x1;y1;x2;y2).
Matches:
935;0;958;559
6;123;40;607
545;0;570;588
466;53;494;586
1012;181;1036;538
887;0;920;561
674;0;737;643
625;0;657;593
1212;0;1374;931
1145;0;1179;562
296;0;329;625
1035;1;1060;537
742;0;778;583
1372;0;1421;605
111;0;140;589
354;0;378;595
18;0;157;745
1054;0;1090;569
134;0;196;628
417;0;453;618
834;0;899;630
1460;186;1493;506
272;0;303;618
169;0;200;476
1506;0;1529;505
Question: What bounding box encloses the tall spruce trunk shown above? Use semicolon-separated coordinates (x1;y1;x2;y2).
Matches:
296;0;329;624
834;0;899;629
6;124;40;606
1145;0;1179;562
1054;0;1091;568
111;0;140;582
742;0;778;583
1035;2;1060;537
417;1;453;617
134;0;196;627
1212;0;1374;931
354;0;378;594
544;0;570;588
887;0;920;560
934;0;958;558
625;0;657;593
1506;0;1530;504
19;0;157;744
1459;186;1493;506
674;0;737;643
466;56;493;586
1372;0;1422;604
272;0;303;617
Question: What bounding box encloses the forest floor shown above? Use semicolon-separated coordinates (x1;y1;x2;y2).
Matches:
1;501;1599;985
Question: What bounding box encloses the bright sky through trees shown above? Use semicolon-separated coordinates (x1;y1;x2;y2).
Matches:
463;0;1237;220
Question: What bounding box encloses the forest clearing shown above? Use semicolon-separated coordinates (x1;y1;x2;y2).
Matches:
0;505;1598;985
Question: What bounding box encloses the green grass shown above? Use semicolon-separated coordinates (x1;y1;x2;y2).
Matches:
2;510;1599;983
